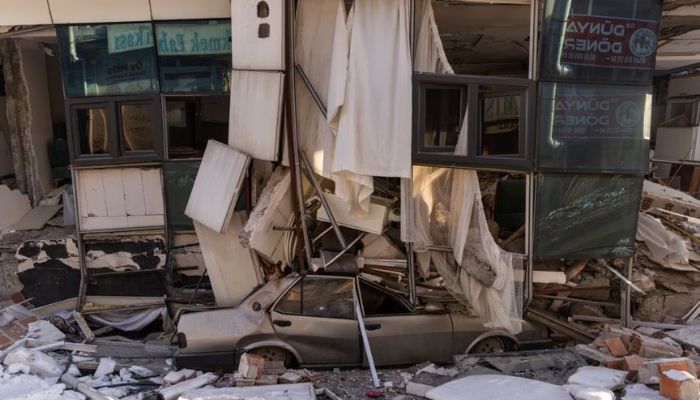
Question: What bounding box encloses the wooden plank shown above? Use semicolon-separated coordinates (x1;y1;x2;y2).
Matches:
228;70;285;161
102;169;127;217
141;168;165;215
185;140;250;234
231;0;285;70
80;170;108;218
122;168;147;217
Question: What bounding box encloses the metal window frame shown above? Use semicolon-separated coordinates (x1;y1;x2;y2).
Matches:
413;73;536;171
66;94;163;166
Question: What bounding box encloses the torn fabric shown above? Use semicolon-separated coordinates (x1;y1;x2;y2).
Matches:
412;167;522;334
329;0;413;215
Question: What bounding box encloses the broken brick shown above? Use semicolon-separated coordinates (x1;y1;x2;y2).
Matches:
605;337;629;357
623;355;648;372
660;370;699;400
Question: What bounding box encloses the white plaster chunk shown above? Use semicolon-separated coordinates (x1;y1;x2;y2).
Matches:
564;384;615;400
93;357;116;379
27;320;66;343
0;185;31;233
426;375;572;400
4;348;63;377
567;366;628;391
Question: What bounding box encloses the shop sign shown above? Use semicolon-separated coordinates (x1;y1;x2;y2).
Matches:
561;14;658;70
157;24;231;55
107;23;154;54
550;89;650;139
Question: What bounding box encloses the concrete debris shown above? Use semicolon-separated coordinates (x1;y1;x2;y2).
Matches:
0;185;31;234
93;357;116;379
4;347;63;377
27;319;65;343
563;384;615;400
566;366;628;391
660;369;699;400
426;375;572;400
179;382;317;400
623;383;668;400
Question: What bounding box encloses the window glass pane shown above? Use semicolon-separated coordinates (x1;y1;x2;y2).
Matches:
163;161;200;228
302;278;354;319
537;82;651;172
156;21;232;93
666;101;696;127
76;107;109;155
540;0;662;84
120;103;154;151
57;24;159;97
423;87;464;152
534;174;642;259
166;96;230;158
274;280;302;315
360;281;409;316
480;86;521;156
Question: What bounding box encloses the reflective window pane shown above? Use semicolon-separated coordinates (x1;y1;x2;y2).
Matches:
163;161;200;228
534;174;642;259
58;24;159;97
423;87;464;152
537;83;651;173
166;96;229;159
77;107;109;155
120;103;154;151
156;21;232;93
480;86;521;156
540;0;662;84
275;281;302;314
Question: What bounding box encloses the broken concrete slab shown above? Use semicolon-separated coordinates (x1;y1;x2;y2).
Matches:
563;384;614;400
4;347;63;377
622;383;666;400
666;325;700;350
240;167;293;265
180;383;317;400
566;366;628;391
0;185;31;233
426;375;572;400
12;205;61;231
194;212;262;307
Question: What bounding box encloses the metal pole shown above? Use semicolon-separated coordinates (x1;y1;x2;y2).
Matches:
621;257;634;327
285;0;313;269
300;153;348;249
356;303;380;388
407;242;418;306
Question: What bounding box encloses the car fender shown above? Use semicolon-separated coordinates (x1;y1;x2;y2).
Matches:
464;330;519;354
242;340;304;364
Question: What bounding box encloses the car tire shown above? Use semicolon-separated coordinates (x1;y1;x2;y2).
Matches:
468;336;516;354
249;346;296;368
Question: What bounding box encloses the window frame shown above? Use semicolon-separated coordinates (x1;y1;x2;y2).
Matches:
357;278;415;317
413;73;536;171
66;94;163;165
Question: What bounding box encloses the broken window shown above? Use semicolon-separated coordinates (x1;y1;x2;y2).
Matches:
536;83;651;173
413;74;534;170
155;20;232;93
163;161;200;228
57;23;159;97
165;96;230;159
540;0;662;84
68;96;162;164
76;106;109;156
274;277;355;320
360;280;411;316
533;173;643;259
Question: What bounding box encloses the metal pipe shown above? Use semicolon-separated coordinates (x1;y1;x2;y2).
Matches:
323;233;365;268
285;0;313;269
356;303;380;388
407;242;418;306
61;373;111;400
300;153;348;248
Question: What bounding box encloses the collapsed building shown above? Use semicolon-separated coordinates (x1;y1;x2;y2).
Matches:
4;0;700;399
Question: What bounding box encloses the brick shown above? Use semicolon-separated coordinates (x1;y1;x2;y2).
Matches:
639;358;697;385
0;335;11;350
631;335;683;358
605;337;629;357
604;357;625;370
658;359;698;378
9;292;25;303
660;370;699;400
238;353;265;380
623;355;648;372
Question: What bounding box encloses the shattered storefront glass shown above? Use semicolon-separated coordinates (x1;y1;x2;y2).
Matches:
537;83;651;173
533;174;643;259
540;0;662;84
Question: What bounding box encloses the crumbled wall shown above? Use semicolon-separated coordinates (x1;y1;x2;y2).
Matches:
0;39;55;205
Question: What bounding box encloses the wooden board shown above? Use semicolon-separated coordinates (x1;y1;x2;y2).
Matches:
228;70;285;162
76;167;165;231
231;0;285;70
185;140;250;234
194;213;262;307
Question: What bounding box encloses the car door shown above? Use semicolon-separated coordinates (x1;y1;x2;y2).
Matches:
359;278;453;366
270;275;360;366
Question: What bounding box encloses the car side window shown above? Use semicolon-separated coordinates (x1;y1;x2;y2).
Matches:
360;280;411;316
274;277;355;320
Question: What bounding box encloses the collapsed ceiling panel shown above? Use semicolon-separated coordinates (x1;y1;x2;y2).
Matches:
432;3;530;75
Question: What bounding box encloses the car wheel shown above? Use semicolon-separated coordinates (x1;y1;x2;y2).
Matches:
249;346;295;367
469;336;507;354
